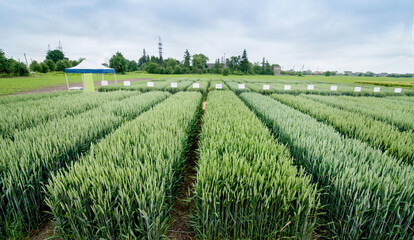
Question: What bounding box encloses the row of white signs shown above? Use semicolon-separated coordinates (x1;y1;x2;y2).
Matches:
101;81;402;93
258;84;402;93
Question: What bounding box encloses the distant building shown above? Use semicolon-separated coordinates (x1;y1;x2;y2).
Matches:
273;66;281;75
344;71;353;76
379;72;388;77
206;63;215;69
306;70;313;75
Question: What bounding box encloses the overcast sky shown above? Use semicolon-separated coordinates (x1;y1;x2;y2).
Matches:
1;0;413;73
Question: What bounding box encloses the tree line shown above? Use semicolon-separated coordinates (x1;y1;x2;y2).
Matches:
0;49;29;77
109;48;280;76
29;50;84;73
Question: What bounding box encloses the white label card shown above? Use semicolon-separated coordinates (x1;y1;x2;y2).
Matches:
330;85;338;91
374;87;380;92
238;84;245;89
216;84;222;89
147;82;154;87
101;81;108;86
171;82;177;88
307;85;314;90
354;87;361;92
123;81;130;86
263;84;270;90
284;85;291;90
193;83;199;88
394;88;402;93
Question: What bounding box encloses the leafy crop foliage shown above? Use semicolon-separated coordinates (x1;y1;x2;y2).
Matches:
0;91;170;238
240;92;414;239
46;92;202;239
191;91;320;239
271;94;414;164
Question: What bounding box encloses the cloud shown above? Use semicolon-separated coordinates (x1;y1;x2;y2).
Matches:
0;0;413;73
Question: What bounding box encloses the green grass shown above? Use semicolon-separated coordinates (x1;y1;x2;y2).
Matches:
1;71;413;96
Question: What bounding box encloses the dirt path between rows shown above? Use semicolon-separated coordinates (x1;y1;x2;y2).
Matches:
17;78;151;95
166;100;206;240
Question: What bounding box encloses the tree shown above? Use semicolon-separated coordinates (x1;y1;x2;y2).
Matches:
127;60;138;72
46;49;65;63
192;55;202;73
44;59;56;71
11;60;29;76
109;52;128;74
30;60;42;72
183;49;191;70
40;62;50;73
56;59;72;71
165;66;173;74
239;49;249;74
144;62;159;74
222;67;230;76
0;49;7;74
253;62;262;75
212;59;222;74
226;56;240;72
165;58;178;69
192;53;209;69
138;49;148;68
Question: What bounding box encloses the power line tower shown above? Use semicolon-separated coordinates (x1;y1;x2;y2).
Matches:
158;37;163;59
24;53;29;68
58;41;63;52
47;44;51;52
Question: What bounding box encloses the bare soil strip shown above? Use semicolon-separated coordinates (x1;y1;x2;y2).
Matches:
166;100;206;240
28;221;56;240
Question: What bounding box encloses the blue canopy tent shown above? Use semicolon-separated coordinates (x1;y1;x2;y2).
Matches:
65;59;116;91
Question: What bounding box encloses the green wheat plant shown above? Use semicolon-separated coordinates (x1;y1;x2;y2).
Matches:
45;92;202;239
0;91;170;239
191;91;320;239
271;94;414;164
240;92;414;239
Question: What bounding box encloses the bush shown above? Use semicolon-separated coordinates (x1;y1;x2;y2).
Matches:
56;59;71;71
144;62;158;74
40;62;50;73
173;66;182;74
222;67;230;76
44;59;56;72
165;66;173;74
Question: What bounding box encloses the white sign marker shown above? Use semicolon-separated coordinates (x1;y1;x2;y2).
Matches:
215;84;222;89
354;87;361;92
123;81;130;86
193;83;199;88
330;85;338;91
374;87;380;92
263;84;270;90
307;85;314;90
171;82;177;88
101;80;108;86
284;85;291;90
147;82;154;87
394;88;402;93
238;84;245;89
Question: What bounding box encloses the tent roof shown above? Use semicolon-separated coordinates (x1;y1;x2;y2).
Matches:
65;59;115;73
